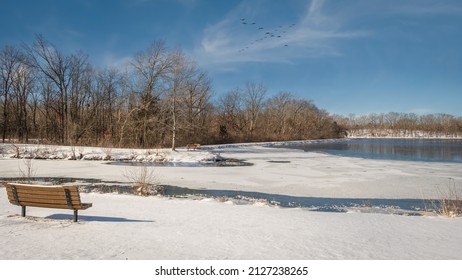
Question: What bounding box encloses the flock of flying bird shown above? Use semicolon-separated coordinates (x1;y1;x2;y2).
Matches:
237;18;296;53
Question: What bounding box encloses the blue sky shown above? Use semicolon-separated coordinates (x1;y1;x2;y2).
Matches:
1;0;461;116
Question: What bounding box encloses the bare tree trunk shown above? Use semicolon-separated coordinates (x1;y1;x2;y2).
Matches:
171;93;176;151
244;81;266;138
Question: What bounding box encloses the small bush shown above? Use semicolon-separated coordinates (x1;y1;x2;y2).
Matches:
426;179;462;217
18;158;37;183
123;165;163;196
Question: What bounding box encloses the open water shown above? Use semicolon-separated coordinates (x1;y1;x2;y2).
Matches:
284;138;462;163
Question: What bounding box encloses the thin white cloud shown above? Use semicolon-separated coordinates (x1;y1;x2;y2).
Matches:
193;0;462;70
193;0;369;69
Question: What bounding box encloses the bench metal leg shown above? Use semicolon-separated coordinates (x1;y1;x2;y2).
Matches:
74;210;78;222
22;206;26;217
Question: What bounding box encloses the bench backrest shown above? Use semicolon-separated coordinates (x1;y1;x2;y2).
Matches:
4;183;86;210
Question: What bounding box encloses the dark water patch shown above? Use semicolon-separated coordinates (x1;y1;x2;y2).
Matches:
0;177;426;215
283;138;462;163
106;158;253;167
268;160;291;163
163;186;425;215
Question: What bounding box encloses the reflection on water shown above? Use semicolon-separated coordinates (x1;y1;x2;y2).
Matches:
288;139;462;163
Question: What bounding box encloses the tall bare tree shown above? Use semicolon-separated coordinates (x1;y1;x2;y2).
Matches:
167;51;212;150
168;51;188;150
25;35;88;144
184;70;212;143
244;81;266;137
11;62;35;142
130;41;173;148
0;45;23;142
264;91;293;139
217;88;247;141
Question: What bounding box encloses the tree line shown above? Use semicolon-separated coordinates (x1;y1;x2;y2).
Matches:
3;36;459;149
1;35;344;149
335;112;462;137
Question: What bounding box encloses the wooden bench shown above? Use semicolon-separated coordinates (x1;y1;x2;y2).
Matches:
4;183;92;222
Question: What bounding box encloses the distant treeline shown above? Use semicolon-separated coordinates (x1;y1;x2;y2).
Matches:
335;113;462;138
0;35;343;149
2;36;460;149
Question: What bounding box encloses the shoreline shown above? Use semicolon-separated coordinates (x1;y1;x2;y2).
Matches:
1;142;461;200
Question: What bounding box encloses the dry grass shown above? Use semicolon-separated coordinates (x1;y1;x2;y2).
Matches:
426;179;462;217
100;147;113;160
18;158;37;183
123;165;163;196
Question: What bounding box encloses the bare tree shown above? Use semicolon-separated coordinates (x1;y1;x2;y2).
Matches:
217;88;247;141
130;41;173;148
91;67;122;145
184;70;212;143
168;51;190;150
243;81;266;137
11;61;35;142
24;35;88;144
264;91;293;139
167;51;212;150
1;45;23;143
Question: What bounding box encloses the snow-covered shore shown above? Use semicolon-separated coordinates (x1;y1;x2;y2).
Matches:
1;141;462;259
1;192;462;259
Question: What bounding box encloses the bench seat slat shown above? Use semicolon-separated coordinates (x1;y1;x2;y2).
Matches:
9;197;81;206
6;190;81;203
7;190;81;199
7;200;91;210
7;188;80;197
13;189;80;196
24;202;70;209
7;186;80;194
18;202;73;209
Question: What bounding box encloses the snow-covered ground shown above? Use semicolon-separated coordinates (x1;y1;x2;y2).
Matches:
1;141;462;259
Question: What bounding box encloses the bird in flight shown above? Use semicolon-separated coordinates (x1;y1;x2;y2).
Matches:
237;18;293;53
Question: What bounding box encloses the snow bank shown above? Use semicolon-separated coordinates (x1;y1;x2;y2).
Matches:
0;143;223;163
1;191;462;259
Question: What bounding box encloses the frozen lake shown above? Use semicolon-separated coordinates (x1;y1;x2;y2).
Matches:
284;138;462;163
